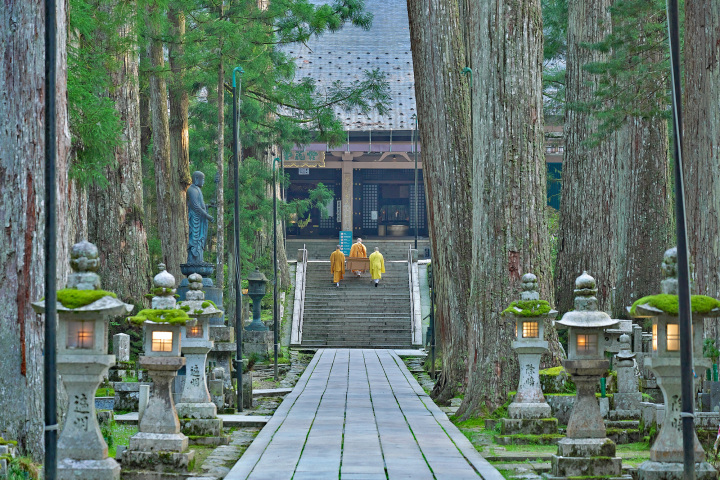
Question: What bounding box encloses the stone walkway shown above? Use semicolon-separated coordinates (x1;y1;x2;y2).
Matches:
225;349;503;480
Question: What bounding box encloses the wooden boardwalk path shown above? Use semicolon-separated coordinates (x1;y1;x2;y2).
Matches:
225;349;502;480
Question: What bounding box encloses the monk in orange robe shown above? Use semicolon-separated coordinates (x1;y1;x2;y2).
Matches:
330;245;345;287
349;238;367;277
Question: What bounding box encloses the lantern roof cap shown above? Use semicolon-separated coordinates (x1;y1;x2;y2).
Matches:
557;272;618;328
247;267;268;283
177;274;222;317
154;263;176;289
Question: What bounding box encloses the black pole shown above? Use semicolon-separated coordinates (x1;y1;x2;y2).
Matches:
413;116;418;250
44;0;58;477
430;285;435;380
273;157;279;381
665;1;694;478
232;67;244;412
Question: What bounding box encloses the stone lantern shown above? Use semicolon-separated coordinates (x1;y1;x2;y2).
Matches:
500;273;558;436
551;272;625;479
33;241;132;480
122;264;196;475
175;273;225;440
630;247;718;480
245;267;269;332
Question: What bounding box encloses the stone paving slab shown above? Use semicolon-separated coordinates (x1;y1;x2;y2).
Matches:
225;349;503;480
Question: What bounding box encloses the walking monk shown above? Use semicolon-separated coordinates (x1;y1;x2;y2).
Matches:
349;238;367;277
330;245;345;287
369;247;385;287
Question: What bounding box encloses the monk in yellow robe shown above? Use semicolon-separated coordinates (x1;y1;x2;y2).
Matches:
369;247;385;287
330;245;345;287
349;238;367;276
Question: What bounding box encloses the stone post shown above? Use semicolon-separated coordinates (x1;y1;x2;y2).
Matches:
32;241;132;480
613;334;642;413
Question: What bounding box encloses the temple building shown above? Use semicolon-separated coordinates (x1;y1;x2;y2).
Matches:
284;0;563;238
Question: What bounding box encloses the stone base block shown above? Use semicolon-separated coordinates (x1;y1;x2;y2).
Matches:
608;409;641;421
121;450;195;476
176;402;217;419
495;434;564;445
501;417;557;435
57;457;120;480
508;402;552;419
243;331;272;359
187;435;231;446
557;437;616;458
128;432;188;453
180;418;223;437
637;460;717;480
614;392;643;412
550;454;623;477
210;326;234;343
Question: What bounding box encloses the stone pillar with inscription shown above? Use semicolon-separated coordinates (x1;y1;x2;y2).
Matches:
175;273;228;443
500;273;559;437
33;241;132;480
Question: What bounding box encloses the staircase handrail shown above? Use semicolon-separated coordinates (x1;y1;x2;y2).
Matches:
291;247;308;345
408;247;421;346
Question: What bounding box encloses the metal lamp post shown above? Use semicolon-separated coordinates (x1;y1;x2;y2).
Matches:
412;115;418;250
232;65;244;412
273;157;281;381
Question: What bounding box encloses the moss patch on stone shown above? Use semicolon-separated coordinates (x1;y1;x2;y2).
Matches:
502;300;551;317
201;300;217;308
540;366;564;376
179;305;191;312
127;309;191;326
56;288;117;309
630;294;720;316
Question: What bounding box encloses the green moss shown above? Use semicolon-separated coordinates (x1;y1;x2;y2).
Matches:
630;294;720;316
201;300;217;308
179;305;190;312
539;366;564;376
56;288;117;309
127;309;191;326
502;300;551;317
0;438;18;446
193;309;203;314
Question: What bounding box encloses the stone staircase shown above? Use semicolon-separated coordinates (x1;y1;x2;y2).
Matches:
299;260;413;348
287;238;431;261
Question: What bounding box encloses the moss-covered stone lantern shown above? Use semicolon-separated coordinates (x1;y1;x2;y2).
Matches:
630;247;719;480
175;273;225;440
33;241;132;480
245;267;269;332
500;273;558;436
122;264;196;475
550;272;626;479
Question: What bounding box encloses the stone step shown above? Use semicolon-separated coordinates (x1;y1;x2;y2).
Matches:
605;420;640;429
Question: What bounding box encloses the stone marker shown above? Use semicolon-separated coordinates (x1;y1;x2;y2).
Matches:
500;273;558;436
113;333;130;362
613;334;642;413
32;241;132;480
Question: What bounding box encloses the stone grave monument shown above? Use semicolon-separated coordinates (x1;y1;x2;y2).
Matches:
122;264;196;477
500;273;559;438
630;247;718;479
33;241;132;480
113;332;130;379
244;267;272;359
549;272;628;479
175;273;228;444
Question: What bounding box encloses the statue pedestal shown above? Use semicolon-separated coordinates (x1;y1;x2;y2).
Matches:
243;331;272;360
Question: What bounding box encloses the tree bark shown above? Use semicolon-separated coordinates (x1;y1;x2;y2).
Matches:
147;4;187;281
555;0;619;313
458;0;557;416
216;5;226;289
684;2;720;340
407;0;473;405
88;2;151;304
0;0;70;459
614;116;672;314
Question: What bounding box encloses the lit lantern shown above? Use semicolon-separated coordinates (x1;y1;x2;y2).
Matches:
175;272;224;426
33;241;132;479
551;272;624;478
501;273;557;430
629;247;719;477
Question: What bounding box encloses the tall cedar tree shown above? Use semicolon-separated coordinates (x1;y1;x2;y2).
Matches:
409;0;558;413
0;0;72;461
684;2;720;341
